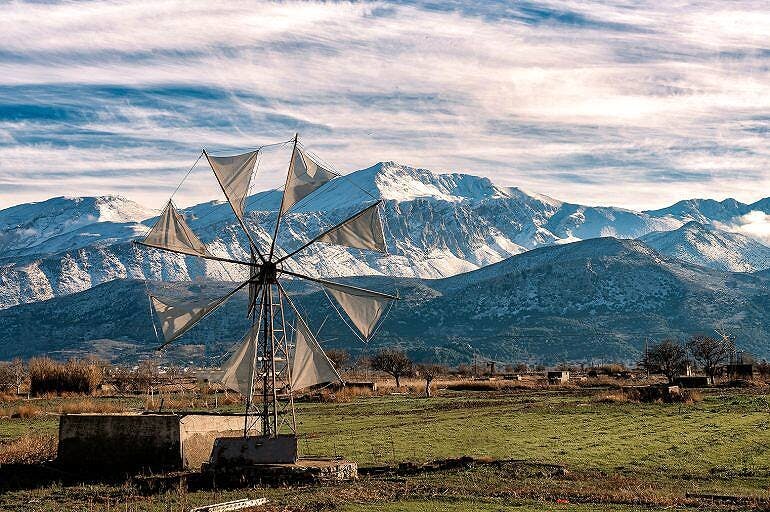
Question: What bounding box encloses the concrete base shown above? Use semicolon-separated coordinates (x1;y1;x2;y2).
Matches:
202;458;357;488
209;434;298;466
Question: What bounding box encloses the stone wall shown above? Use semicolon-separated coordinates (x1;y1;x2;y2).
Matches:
57;413;248;473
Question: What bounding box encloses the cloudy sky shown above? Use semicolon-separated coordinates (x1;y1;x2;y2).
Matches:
0;0;768;210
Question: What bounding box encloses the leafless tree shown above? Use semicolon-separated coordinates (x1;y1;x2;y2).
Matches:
370;348;412;388
644;340;687;384
135;359;159;394
416;364;447;397
0;358;25;395
687;334;731;384
326;349;350;371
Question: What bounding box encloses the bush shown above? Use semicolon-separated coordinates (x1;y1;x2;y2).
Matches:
12;404;43;418
28;357;103;396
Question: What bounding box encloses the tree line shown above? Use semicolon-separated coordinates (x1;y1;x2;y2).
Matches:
641;334;737;384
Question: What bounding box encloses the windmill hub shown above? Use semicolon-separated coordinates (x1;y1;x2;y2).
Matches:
259;261;278;284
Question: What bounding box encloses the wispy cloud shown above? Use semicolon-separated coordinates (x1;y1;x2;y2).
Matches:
715;210;770;244
0;0;767;210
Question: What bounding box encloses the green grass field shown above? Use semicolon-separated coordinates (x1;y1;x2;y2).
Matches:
1;388;769;511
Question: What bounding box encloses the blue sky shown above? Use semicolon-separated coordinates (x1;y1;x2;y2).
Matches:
0;0;767;210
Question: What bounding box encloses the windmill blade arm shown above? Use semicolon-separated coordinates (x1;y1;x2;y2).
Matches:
133;241;260;268
203;149;267;264
268;133;298;261
276;200;384;264
279;268;399;300
153;277;252;350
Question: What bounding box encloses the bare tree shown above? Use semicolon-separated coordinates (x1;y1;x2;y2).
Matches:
326;349;350;371
687;334;731;384
370;348;412;388
0;358;25;394
645;340;687;384
135;359;159;394
416;364;447;397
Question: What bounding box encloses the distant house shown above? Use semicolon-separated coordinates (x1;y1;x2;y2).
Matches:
547;370;570;384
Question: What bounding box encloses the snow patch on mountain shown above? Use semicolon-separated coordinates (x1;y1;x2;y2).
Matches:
640;221;770;272
0;196;152;256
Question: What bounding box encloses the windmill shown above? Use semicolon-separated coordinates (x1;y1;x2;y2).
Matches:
134;134;397;443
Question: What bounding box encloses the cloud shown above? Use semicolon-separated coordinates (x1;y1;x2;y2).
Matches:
0;0;768;211
716;210;770;244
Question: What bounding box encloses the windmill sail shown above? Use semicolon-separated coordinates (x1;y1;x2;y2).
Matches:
150;292;229;345
317;202;386;253
142;201;211;257
291;320;341;390
280;146;336;214
323;282;395;340
205;150;258;220
219;324;259;395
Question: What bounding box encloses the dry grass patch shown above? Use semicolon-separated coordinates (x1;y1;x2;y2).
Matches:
443;378;538;392
0;403;43;419
593;390;631;404
0;435;57;464
319;386;375;403
29;357;104;396
57;399;128;414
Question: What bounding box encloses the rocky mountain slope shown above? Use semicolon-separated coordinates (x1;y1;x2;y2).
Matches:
640;222;770;272
2;237;769;364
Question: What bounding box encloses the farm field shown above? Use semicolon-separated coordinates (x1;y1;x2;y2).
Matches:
1;386;769;511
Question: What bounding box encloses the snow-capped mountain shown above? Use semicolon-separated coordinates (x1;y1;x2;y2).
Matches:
1;161;768;310
0;195;151;256
640;221;770;272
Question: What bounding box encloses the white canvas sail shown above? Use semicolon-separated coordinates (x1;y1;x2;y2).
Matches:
205;150;258;220
150;293;228;344
317;202;386;253
219;324;259;395
280;146;336;214
323;282;394;340
142;201;211;257
291;321;341;390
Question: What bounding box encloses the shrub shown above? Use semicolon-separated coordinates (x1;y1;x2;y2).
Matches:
12;404;42;418
28;357;103;396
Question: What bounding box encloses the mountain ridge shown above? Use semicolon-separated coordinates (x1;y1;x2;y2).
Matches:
2;161;770;311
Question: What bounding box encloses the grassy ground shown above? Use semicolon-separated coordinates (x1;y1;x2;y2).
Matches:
1;386;769;510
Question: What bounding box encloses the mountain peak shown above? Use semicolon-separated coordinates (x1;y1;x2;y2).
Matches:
0;194;152;255
363;161;504;203
644;197;749;224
